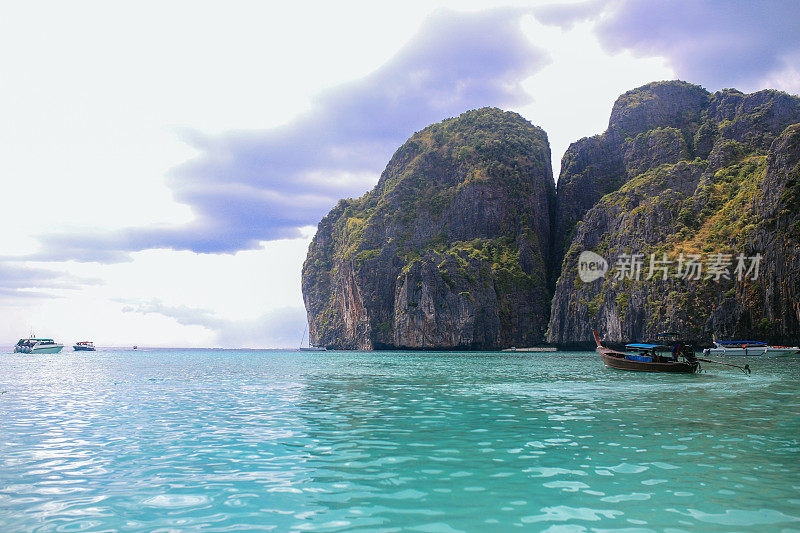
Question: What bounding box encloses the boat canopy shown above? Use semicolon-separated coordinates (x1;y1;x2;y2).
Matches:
625;343;669;350
716;340;767;345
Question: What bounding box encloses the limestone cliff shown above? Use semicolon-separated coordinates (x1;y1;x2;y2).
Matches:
302;108;555;349
547;82;800;345
553;82;709;262
303;82;800;349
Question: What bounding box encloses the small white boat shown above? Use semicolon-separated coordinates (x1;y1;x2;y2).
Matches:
73;341;96;351
501;346;557;352
298;327;327;351
14;336;64;354
704;340;800;357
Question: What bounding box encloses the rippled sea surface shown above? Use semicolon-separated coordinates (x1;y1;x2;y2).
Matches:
1;349;799;532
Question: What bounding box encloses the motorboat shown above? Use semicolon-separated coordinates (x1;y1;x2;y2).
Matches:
594;331;698;373
73;341;96;351
704;340;800;357
593;331;751;374
14;336;64;354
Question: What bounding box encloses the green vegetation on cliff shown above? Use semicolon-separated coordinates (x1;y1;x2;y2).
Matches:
302;108;555;350
303;81;800;350
548;81;800;345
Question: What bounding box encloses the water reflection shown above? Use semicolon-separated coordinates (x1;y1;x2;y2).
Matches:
0;350;799;531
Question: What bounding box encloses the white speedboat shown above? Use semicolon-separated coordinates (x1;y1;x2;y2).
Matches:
704;340;800;357
14;337;64;354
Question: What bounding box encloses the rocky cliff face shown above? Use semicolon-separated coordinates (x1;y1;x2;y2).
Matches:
303;82;800;349
302;108;555;349
553;82;709;262
547;82;800;345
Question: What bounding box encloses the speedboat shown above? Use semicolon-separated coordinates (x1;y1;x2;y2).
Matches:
14;337;64;354
73;341;96;351
704;341;800;357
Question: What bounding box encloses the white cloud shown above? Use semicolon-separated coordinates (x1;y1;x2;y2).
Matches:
7;0;791;348
516;14;673;176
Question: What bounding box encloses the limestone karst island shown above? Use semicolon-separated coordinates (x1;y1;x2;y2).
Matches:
5;3;800;530
302;81;800;350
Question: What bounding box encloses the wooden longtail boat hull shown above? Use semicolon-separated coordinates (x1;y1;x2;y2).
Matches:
600;351;697;373
593;331;698;374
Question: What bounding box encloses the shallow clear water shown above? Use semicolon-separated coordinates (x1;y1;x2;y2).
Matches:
1;349;799;532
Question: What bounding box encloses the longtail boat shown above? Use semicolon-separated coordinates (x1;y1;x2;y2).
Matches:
593;331;698;373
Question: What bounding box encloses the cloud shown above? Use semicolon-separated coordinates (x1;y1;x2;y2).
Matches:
535;0;604;29
32;7;547;262
591;0;800;92
121;299;307;348
0;262;101;299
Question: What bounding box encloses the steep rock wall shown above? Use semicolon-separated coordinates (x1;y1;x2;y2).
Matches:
548;82;800;345
302;108;555;349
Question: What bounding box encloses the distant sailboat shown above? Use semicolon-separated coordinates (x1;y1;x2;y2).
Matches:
299;326;327;351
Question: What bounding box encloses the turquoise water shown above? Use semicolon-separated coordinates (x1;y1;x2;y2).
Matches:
1;349;799;532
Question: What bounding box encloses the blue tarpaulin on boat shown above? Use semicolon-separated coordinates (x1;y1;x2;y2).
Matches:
625;355;653;362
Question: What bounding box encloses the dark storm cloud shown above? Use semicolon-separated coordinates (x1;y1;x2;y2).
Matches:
31;8;547;261
586;0;800;91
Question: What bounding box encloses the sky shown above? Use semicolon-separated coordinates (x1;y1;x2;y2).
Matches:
2;0;799;348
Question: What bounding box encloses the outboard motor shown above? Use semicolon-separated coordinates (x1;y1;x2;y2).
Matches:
680;345;697;363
